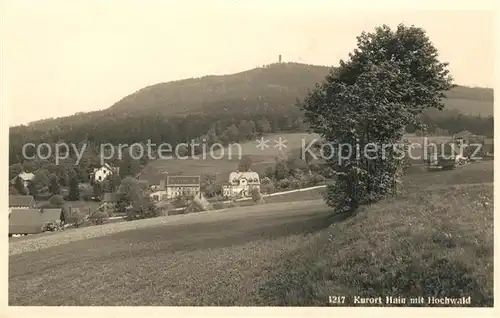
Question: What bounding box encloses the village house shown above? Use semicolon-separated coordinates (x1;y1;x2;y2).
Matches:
8;195;47;236
149;190;167;202
167;176;201;199
9;197;62;236
223;171;261;198
9;195;37;209
92;163;120;183
149;175;201;201
10;171;35;188
453;130;482;145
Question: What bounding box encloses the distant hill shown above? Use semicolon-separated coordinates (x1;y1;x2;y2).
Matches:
16;63;493;132
8;62;494;166
109;62;493;117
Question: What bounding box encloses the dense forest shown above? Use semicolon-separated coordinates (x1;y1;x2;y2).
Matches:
9;62;494;189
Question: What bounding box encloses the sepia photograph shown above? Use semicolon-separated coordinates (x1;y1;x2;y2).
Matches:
3;0;495;312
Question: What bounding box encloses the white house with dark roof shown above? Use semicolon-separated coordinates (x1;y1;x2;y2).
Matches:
10;172;35;188
223;171;261;198
92;163;120;183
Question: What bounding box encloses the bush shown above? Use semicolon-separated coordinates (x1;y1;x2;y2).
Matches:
276;178;290;190
261;178;275;194
303;173;326;187
125;197;160;221
89;210;109;225
264;166;275;179
172;194;192;208
238;155;253;172
66;209;87;228
185;194;211;213
201;174;221;198
49;194;65;207
287;177;302;189
250;187;265;204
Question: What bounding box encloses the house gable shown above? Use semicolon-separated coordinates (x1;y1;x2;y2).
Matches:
228;172;260;185
93;164;120;182
10;172;35;185
166;176;200;187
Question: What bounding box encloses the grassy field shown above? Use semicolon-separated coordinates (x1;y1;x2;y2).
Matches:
139;132;453;184
256;182;493;306
9;161;493;306
138;132;320;184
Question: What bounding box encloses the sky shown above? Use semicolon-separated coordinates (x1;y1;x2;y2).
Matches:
1;1;495;126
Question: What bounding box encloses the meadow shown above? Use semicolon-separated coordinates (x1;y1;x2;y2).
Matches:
138;132;320;184
9;160;493;306
138;132;452;184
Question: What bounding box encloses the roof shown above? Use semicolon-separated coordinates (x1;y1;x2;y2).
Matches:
9;208;61;234
11;172;35;183
93;163;119;172
229;171;260;184
150;190;167;196
454;130;475;138
9;195;36;207
167;176;200;186
96;202;116;211
94;163;118;171
139;175;164;186
19;172;35;181
9;209;45;234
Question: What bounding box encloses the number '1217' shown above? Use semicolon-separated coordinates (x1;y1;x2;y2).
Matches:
329;296;346;304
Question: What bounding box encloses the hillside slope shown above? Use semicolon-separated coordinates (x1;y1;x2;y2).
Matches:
110;63;493;117
18;63;494;131
9;162;493;306
8;63;494;165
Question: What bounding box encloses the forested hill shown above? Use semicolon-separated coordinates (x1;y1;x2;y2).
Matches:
109;62;493;116
17;62;493;131
108;63;331;115
9;62;494;165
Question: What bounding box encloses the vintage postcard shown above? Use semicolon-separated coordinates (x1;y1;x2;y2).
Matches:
2;0;496;317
